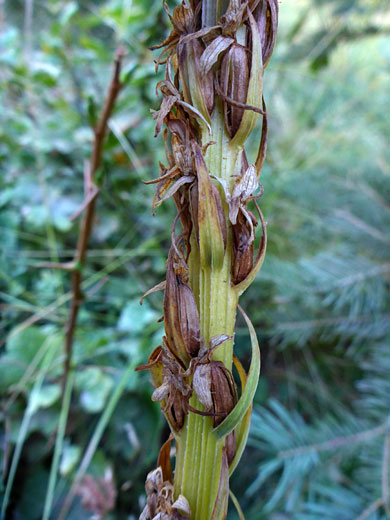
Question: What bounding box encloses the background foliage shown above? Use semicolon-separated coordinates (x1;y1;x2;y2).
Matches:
0;0;389;519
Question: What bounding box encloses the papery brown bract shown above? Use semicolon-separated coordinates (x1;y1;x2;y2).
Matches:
220;43;250;137
225;430;236;465
254;0;279;68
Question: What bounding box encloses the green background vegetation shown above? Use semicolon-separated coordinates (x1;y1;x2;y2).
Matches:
0;0;389;518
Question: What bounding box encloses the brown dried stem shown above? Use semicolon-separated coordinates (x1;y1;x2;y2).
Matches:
62;48;125;389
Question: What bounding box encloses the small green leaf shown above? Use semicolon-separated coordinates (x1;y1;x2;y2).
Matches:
60;444;81;476
228;355;252;477
30;384;61;413
212;306;260;439
76;368;114;413
229;489;245;520
117;300;157;334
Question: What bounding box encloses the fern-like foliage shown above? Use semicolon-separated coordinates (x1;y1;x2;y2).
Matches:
231;1;390;518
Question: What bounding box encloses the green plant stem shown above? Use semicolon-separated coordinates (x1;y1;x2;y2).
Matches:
42;370;75;520
174;105;240;519
1;340;55;519
57;361;135;520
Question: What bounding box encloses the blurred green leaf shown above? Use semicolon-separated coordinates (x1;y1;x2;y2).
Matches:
117;300;157;334
76;367;114;413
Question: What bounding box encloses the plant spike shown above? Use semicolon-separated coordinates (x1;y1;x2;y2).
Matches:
139;1;278;518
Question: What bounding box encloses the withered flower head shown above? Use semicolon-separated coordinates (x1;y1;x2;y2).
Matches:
136;343;193;432
140;466;191;520
76;468;116;518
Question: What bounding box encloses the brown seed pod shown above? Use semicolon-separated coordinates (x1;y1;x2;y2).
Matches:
231;209;258;285
220;43;250;137
163;246;201;363
193;360;238;427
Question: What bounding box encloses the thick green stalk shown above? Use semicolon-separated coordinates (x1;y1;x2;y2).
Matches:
174;105;240;519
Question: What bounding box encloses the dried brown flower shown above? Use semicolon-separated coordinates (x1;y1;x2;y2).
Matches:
140;466;191;520
75;468;116;519
136;342;193;432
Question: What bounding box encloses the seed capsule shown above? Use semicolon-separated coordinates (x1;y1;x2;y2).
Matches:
164;246;201;363
193;360;238;427
232;209;258;285
220;43;250;137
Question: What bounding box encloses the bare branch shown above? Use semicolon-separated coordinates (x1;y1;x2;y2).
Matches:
63;48;125;389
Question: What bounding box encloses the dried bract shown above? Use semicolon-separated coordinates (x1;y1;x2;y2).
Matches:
254;0;279;68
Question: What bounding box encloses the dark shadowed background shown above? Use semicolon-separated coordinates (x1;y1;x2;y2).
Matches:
0;0;389;518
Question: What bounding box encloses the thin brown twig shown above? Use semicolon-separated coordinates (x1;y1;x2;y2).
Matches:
355;498;384;520
34;261;76;271
63;48;125;390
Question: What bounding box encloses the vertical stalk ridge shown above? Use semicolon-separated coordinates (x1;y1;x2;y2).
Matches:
174;108;238;518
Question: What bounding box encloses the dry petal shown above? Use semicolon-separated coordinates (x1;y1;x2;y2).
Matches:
172;494;191;517
230;165;259;224
232;210;256;284
254;0;279;68
152;382;170;402
145;467;163;496
193;360;238;427
157;435;174;483
193;364;213;410
178;282;201;358
200;35;234;76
